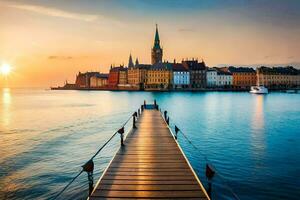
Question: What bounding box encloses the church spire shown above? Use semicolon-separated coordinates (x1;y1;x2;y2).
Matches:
128;53;134;68
151;24;163;65
154;24;161;49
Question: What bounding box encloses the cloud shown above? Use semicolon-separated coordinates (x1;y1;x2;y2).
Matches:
6;3;99;22
48;56;73;60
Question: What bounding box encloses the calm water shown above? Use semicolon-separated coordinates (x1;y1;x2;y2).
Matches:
0;88;299;200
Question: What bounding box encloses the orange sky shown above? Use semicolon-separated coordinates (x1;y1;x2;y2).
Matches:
0;0;300;87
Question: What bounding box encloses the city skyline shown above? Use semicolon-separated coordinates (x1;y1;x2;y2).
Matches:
1;0;300;87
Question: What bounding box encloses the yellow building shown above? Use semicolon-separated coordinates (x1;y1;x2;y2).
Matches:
118;68;128;85
128;64;150;89
90;74;108;88
145;63;173;90
257;66;300;88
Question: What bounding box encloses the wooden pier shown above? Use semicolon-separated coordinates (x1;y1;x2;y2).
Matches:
89;105;210;199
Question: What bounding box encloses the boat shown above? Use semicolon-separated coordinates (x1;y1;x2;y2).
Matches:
250;86;268;94
250;75;268;94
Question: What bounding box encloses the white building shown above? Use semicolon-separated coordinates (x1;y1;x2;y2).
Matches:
206;68;232;87
173;63;190;89
206;68;218;87
216;70;232;87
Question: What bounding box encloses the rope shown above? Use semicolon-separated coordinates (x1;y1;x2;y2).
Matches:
166;115;241;200
51;170;83;200
51;114;133;200
90;131;119;160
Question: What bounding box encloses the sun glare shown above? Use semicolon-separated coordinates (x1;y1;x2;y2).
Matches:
0;63;11;76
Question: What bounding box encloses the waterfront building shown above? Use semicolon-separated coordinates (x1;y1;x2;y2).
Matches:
108;65;123;87
127;64;150;89
215;69;233;87
75;71;100;88
257;66;300;88
182;59;206;88
151;24;163;65
226;67;256;88
206;68;218;87
90;74;108;88
172;63;190;89
118;67;128;86
145;62;172;89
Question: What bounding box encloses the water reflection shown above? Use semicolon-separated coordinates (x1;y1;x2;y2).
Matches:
1;88;11;126
251;95;266;162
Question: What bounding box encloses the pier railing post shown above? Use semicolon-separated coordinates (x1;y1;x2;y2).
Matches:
118;127;125;146
206;164;215;198
138;108;140;116
164;110;167;120
175;125;179;140
133;112;137;129
82;159;94;196
141;105;144;112
154;100;159;110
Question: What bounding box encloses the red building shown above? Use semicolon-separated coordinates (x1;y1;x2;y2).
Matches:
108;66;124;87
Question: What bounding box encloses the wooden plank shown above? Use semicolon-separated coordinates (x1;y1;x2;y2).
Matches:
97;184;201;191
99;180;199;185
105;171;194;176
102;175;196;181
113;155;185;159
89;108;209;200
92;190;206;198
106;168;192;173
108;163;189;168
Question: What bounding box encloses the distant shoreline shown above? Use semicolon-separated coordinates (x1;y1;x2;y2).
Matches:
50;87;300;92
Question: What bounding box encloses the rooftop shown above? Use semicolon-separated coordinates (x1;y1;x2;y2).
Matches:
228;66;255;73
172;63;187;71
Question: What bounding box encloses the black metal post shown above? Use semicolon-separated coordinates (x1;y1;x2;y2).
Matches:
207;182;212;198
118;127;125;146
138;108;140;116
87;171;94;196
166;117;169;125
82;159;94;196
133;112;137;129
205;164;215;198
175;125;179;140
144;100;146;107
164;110;167;120
141;105;144;112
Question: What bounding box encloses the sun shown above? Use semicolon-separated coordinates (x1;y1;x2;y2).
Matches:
0;63;11;76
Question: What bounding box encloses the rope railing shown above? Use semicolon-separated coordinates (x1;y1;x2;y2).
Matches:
160;109;241;200
51;105;143;200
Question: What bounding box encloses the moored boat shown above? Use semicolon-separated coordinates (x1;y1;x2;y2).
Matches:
250;86;268;94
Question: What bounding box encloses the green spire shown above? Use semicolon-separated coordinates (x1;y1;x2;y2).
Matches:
154;24;161;49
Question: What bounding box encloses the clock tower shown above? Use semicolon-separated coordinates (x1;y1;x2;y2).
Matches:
151;24;163;65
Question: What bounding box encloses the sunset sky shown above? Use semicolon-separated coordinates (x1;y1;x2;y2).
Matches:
0;0;300;87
